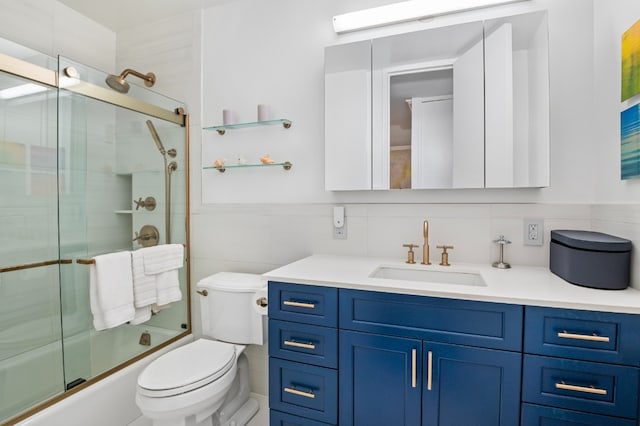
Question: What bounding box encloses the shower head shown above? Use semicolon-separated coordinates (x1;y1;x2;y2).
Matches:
105;68;156;94
146;120;166;155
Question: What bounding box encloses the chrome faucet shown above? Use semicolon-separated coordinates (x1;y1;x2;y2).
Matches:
421;220;431;265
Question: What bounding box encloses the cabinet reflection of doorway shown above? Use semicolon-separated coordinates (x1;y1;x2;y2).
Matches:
411;96;453;189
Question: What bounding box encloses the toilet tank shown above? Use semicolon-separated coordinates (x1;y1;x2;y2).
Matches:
197;272;266;345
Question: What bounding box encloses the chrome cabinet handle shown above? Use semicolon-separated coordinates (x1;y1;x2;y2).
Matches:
283;300;315;309
555;381;607;395
411;349;417;388
557;331;610;343
284;340;316;350
284;387;315;399
427;351;433;391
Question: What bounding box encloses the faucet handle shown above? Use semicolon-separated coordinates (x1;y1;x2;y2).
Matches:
436;245;454;266
403;243;418;264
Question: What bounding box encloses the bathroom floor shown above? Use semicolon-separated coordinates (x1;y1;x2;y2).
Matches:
128;394;269;426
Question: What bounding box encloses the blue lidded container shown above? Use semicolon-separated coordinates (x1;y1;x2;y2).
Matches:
550;230;632;290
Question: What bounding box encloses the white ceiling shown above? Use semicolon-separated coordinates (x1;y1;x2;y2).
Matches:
58;0;219;32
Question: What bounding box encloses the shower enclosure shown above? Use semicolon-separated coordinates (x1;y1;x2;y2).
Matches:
0;37;190;424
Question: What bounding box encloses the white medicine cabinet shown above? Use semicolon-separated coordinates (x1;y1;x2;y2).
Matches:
324;10;549;191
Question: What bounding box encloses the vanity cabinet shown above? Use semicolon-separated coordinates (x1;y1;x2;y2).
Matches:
339;289;522;426
268;282;339;425
268;282;640;426
521;306;640;425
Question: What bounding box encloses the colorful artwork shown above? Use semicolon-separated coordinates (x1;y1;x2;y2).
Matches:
621;103;640;179
622;19;640;101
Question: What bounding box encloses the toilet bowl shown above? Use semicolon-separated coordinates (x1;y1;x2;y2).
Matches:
135;272;266;426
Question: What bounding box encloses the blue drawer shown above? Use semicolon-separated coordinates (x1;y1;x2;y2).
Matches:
269;358;338;424
522;354;639;419
525;306;640;366
269;282;338;327
339;289;523;351
521;403;636;426
270;409;335;426
269;319;338;368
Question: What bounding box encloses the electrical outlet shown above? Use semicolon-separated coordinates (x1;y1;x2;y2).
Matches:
524;219;544;246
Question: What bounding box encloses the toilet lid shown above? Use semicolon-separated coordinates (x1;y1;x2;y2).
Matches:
138;340;236;397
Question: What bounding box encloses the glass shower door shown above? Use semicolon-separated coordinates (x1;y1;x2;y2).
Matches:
0;46;64;421
57;57;189;386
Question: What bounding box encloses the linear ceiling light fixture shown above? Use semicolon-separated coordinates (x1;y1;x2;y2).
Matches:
332;0;529;33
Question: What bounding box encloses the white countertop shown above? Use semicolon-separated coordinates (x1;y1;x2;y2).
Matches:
262;254;640;314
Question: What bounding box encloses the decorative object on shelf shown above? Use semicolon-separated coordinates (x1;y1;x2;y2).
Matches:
222;109;234;125
204;118;292;135
257;104;271;121
212;158;225;168
260;154;275;164
205;161;292;173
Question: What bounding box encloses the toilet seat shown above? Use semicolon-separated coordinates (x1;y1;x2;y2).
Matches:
138;340;236;398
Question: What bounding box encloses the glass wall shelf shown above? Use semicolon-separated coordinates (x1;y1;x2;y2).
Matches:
203;161;292;173
204;118;292;135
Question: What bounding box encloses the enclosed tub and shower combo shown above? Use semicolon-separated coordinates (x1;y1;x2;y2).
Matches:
0;36;191;424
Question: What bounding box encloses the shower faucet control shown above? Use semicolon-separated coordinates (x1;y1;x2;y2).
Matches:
134;196;156;211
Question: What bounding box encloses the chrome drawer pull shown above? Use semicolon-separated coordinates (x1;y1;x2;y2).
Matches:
284;387;316;399
284;340;316;350
555;381;608;395
283;300;315;309
557;331;610;343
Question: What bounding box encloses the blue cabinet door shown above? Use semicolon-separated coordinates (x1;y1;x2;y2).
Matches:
422;341;521;426
339;330;422;426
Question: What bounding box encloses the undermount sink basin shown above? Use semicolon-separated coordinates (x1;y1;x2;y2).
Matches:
370;266;486;287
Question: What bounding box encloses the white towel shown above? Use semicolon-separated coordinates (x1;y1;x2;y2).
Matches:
89;251;135;331
155;269;182;306
132;249;157;308
142;244;184;275
130;306;152;325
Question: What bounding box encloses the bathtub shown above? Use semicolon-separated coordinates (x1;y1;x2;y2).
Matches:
1;323;190;425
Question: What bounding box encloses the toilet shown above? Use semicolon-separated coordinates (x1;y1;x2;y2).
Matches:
135;272;266;426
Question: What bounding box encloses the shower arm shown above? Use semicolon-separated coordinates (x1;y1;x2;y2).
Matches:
120;69;156;87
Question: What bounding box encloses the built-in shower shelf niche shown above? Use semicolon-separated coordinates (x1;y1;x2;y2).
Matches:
204;118;292;135
203;161;293;173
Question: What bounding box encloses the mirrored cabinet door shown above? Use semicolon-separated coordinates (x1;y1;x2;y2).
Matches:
325;40;372;191
484;11;550;188
324;10;549;191
372;21;485;190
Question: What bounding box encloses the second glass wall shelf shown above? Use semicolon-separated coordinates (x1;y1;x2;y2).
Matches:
204;118;292;135
203;161;292;173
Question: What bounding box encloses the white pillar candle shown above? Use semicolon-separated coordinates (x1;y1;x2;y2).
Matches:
222;109;234;125
257;104;270;121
